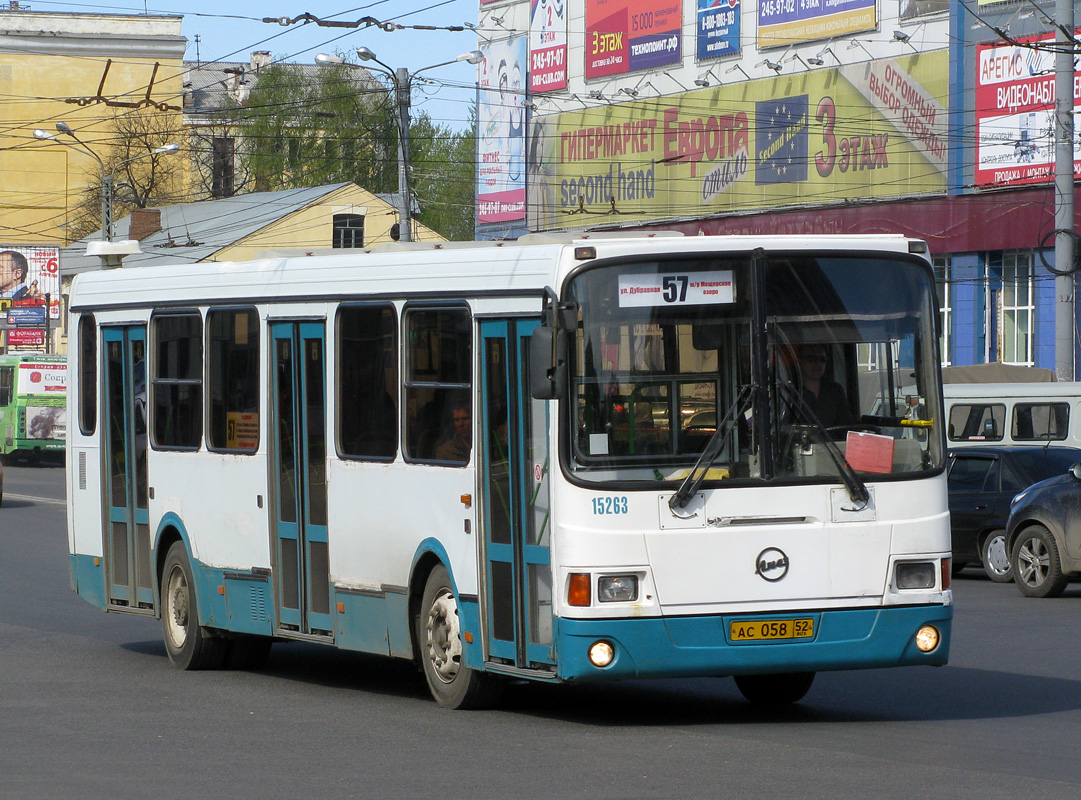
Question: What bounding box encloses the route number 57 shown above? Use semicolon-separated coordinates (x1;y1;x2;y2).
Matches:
662;275;689;303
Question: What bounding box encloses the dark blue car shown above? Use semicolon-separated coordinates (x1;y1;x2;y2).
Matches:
1007;461;1081;597
948;446;1081;582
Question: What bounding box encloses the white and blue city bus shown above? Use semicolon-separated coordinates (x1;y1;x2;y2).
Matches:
66;233;951;708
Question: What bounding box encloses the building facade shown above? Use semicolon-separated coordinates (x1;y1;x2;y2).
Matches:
0;9;185;355
474;0;1081;375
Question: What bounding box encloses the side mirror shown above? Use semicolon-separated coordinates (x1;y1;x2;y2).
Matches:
529;326;565;400
1070;462;1081;481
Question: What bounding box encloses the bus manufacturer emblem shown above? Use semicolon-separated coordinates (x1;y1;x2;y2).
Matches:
755;548;789;582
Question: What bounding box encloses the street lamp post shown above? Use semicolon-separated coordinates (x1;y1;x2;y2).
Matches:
34;124;179;241
317;48;483;243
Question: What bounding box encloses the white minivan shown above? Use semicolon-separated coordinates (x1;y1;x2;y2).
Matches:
945;382;1081;448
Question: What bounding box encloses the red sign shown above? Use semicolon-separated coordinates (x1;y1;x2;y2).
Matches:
6;328;45;348
975;31;1081;187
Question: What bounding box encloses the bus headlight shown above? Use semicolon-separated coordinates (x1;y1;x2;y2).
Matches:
915;625;940;653
895;561;936;589
598;575;638;603
589;641;615;667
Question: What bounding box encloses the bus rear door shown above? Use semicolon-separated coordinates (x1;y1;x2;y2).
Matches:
270;322;332;637
101;326;153;610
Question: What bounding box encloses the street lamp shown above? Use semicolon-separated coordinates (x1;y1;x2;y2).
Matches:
34;124;179;241
317;48;483;242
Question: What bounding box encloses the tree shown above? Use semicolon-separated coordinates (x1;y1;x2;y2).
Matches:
66;108;185;241
232;58;477;240
410;108;478;242
238;61;398;194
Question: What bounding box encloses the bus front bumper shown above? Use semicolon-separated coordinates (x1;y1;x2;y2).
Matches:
553;604;952;682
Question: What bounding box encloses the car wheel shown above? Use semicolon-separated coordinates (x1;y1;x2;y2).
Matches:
980;531;1013;583
1012;525;1069;598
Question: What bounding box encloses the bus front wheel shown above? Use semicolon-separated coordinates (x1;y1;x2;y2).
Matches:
416;564;501;709
161;541;226;670
734;672;815;705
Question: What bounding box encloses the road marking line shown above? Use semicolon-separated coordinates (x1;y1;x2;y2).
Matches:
4;493;66;506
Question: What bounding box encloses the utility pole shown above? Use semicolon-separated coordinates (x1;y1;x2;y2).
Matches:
394;67;413;243
1054;0;1076;380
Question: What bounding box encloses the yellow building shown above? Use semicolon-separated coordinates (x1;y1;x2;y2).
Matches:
0;10;186;246
61;182;445;275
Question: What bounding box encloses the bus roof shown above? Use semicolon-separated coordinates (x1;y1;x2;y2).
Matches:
67;233;926;312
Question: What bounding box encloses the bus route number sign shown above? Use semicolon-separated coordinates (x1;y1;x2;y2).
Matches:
729;617;814;642
618;271;734;308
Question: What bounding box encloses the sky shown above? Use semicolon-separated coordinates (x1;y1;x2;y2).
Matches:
32;0;486;130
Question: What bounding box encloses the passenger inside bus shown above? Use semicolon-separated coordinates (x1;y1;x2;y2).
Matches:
435;398;472;463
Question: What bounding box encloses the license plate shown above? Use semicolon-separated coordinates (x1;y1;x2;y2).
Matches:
729;618;814;642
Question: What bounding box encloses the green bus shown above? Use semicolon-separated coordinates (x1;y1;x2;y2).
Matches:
0;355;66;460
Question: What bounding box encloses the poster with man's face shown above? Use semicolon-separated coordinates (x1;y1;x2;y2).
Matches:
0;245;60;319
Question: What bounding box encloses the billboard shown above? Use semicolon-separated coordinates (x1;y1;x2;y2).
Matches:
528;51;948;231
17;360;66;395
530;0;568;92
697;0;741;61
0;245;60;319
975;31;1081;188
585;0;682;79
757;0;876;49
477;36;528;223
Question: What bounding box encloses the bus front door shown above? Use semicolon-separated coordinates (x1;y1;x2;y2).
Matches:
479;319;555;671
101;326;153;610
270;322;332;637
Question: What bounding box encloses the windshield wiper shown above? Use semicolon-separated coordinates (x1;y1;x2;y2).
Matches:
777;382;870;508
669;385;753;511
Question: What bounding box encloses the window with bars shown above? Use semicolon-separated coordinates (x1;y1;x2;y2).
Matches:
932;255;951;366
998;251;1034;366
332;214;364;249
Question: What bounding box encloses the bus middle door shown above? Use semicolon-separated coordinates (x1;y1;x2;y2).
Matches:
270;321;332;638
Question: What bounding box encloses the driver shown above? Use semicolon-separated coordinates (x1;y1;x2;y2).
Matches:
796;344;855;428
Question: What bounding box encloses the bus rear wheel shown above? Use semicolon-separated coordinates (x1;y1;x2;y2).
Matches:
734;672;815;705
161;541;226;670
416;564;500;709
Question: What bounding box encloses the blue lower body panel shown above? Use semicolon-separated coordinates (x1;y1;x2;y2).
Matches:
554;605;952;682
70;554;107;609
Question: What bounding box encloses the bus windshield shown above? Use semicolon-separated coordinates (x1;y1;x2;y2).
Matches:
565;252;943;487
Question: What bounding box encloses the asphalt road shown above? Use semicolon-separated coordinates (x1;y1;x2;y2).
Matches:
2;462;1080;799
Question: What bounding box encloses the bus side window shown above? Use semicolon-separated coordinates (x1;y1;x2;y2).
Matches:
78;314;96;436
207;307;259;453
338;304;398;460
0;365;12;407
403;306;471;463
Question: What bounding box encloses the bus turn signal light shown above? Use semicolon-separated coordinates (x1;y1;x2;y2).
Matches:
568;573;591;606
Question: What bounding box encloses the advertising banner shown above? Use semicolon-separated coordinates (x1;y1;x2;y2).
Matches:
17;360;66;395
530;0;568;92
975;31;1081;188
25;405;67;440
697;0;741;60
0;245;60;319
528;50;948;231
6;328;46;349
757;0;876;50
585;0;682;79
477;36;528;223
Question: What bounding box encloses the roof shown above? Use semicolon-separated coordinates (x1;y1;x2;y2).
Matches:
61;183;384;274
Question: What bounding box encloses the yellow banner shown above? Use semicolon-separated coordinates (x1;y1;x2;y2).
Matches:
528;50;948;231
